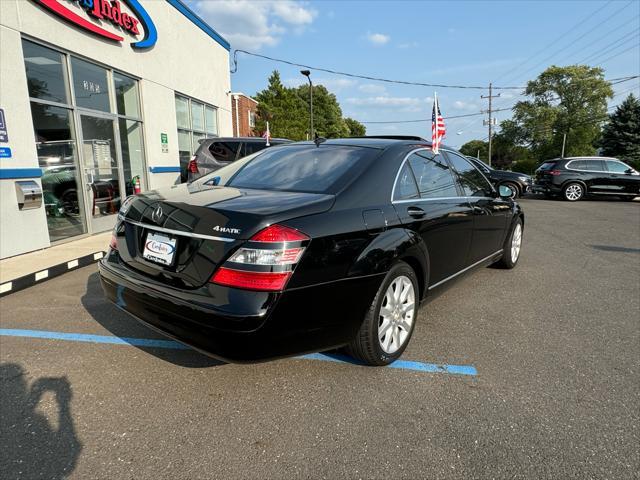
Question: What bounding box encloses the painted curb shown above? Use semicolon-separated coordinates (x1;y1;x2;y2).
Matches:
0;251;106;298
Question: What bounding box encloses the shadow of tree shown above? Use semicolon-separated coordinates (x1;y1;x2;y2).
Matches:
81;272;222;368
0;363;82;479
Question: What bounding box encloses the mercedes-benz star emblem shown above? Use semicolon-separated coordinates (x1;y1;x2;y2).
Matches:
151;205;163;223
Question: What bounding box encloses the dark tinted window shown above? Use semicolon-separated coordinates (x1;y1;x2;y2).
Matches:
446;151;494;197
407;150;458;198
538;161;558;171
393;163;419;200
228;145;376;193
568;160;586;170
244;142;267;156
209;141;241;162
584;159;605;171
22;40;70;104
605;160;629;173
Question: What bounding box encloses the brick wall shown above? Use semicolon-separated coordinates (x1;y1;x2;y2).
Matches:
231;94;259;137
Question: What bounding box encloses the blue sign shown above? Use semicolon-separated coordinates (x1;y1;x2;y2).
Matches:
0;147;12;158
0;109;8;143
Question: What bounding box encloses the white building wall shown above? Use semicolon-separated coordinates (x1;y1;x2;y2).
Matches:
0;0;232;258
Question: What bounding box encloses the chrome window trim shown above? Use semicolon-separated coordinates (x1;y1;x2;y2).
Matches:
428;250;503;290
565;159;636;174
390;147;430;203
119;216;235;242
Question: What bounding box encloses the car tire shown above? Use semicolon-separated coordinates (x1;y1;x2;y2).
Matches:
563;182;584;201
346;261;419;366
495;218;523;269
502;182;519;199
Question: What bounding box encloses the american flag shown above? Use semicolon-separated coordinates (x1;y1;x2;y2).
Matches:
262;121;271;146
431;94;446;154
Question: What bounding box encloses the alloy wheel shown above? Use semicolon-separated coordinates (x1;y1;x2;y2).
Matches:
565;184;583;201
511;223;522;262
378;275;415;354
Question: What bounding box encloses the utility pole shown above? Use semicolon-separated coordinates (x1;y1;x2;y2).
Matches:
481;82;500;167
561;132;567;157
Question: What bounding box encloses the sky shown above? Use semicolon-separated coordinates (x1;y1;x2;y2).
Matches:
189;0;640;148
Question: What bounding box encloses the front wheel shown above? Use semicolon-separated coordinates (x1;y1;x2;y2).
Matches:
563;182;584;201
495;218;523;269
346;262;418;366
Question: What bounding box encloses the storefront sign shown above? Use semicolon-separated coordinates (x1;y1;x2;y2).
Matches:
0;109;8;143
31;0;157;49
0;148;12;158
160;133;168;153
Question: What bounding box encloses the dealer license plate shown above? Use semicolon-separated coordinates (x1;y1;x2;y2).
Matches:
143;232;177;266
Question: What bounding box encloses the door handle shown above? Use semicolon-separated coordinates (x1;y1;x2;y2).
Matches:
407;206;426;218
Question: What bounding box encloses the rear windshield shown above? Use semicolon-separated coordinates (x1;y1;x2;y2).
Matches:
226;145;378;194
538;161;557;171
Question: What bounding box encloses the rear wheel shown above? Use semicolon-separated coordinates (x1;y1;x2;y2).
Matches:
495;218;523;269
346;261;418;366
563;182;584;201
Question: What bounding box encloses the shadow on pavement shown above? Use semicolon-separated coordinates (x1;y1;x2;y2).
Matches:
0;363;82;480
590;244;640;254
81;272;223;368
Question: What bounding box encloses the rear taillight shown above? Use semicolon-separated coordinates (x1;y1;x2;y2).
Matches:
210;224;309;292
109;233;118;251
188;156;198;173
548;169;562;176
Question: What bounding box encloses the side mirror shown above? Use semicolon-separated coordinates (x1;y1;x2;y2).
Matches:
625;168;636;175
498;185;514;199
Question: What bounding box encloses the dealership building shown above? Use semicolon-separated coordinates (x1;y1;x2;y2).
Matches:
0;0;232;259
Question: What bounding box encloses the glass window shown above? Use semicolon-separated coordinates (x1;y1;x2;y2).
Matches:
119;119;145;196
538;161;558;171
191;101;204;132
249;110;256;128
605;160;629;173
71;57;110;112
446;151;494;197
393;163;419;201
228;145;376;194
175;96;190;129
209;141;241;162
192;132;206;152
407;150;458;198
205;106;218;135
22;40;70;104
244;141;268;156
569;160;586;170
114;72;140;118
31;104;87;241
584;159;605;171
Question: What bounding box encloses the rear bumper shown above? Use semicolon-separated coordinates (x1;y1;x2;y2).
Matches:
532;181;561;194
99;252;383;362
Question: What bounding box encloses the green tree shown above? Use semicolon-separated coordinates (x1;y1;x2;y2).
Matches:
344;117;366;137
511;65;613;160
254;71;308;140
491;120;535;170
459;140;488;160
295;84;349;138
599;94;640;170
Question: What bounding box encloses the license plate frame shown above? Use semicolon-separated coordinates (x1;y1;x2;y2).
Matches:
143;231;177;266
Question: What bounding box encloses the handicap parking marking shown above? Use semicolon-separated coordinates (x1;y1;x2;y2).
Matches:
0;328;477;376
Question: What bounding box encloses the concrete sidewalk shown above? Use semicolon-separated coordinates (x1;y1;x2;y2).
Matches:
0;232;110;283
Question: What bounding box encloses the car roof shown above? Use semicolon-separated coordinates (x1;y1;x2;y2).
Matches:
201;137;292;143
288;136;457;151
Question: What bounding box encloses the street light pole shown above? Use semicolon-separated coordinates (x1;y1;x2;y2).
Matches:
301;70;313;139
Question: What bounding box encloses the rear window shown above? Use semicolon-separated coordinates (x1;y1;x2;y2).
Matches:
209;141;241;162
538;161;557;171
227;145;378;194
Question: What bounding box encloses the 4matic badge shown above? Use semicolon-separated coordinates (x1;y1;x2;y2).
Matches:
213;225;241;235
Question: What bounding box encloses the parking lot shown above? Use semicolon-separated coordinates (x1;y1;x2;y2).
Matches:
1;198;639;479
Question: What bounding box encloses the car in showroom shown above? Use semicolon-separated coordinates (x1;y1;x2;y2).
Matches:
533;156;639;201
100;137;524;366
183;136;292;183
466;156;533;199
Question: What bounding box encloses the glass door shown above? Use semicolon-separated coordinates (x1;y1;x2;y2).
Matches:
77;113;125;233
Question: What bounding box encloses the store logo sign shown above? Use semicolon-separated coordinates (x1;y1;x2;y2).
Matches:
31;0;157;49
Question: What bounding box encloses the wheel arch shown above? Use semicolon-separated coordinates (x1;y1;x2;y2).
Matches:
561;178;587;192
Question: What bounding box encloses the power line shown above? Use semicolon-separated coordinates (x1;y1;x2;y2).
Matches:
360;108;513;124
578;29;640;65
230;49;526;90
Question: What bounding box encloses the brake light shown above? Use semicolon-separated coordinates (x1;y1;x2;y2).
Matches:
548;169;562;176
109;233;118;251
188;156;198;173
210;224;309;291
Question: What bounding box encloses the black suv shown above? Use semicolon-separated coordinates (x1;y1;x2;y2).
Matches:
533;157;639;201
465;156;532;199
184;137;291;182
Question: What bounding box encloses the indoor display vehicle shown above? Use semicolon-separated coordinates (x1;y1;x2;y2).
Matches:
184;136;292;183
533;156;639;201
466;156;533;199
100;137;524;366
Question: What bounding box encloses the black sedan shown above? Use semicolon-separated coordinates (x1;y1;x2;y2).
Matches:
100;137;524;366
466;156;533;199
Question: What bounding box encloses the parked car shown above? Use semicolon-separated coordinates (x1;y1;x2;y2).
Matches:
183;137;292;183
466;156;532;199
533;156;639;201
100;137;524;366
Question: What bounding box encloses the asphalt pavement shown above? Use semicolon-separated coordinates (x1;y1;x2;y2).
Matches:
1;197;639;479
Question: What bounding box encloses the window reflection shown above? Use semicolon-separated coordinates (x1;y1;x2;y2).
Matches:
71;58;110;112
22;40;69;104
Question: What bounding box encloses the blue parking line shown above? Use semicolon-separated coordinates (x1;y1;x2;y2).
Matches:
0;328;477;376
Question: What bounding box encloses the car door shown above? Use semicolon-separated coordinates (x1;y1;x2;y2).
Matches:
391;149;474;285
580;159;609;194
444;150;510;264
604;159;640;195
